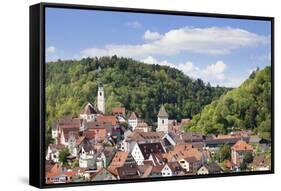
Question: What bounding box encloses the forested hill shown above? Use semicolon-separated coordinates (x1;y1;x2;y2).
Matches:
185;66;272;139
46;56;229;127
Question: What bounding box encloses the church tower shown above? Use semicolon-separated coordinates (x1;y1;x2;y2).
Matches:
157;105;169;132
97;84;105;114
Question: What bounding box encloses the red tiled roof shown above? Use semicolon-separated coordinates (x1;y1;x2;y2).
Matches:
84;128;107;141
97;115;117;125
232;140;253;151
108;151;129;175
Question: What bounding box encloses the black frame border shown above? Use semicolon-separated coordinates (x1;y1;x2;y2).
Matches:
29;2;275;189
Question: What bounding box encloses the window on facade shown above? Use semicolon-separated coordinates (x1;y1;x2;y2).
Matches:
100;92;102;96
162;120;164;124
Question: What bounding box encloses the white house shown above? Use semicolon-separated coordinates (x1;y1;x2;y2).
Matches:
161;162;182;177
80;102;98;122
128;112;138;130
161;163;173;177
46;144;65;163
131;143;145;165
131;142;165;165
79;145;96;168
157;105;169;133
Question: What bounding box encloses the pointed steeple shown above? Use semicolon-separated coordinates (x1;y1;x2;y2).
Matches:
157;105;168;118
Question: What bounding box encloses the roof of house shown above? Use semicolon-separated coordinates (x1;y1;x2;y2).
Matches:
173;144;193;153
86;121;113;133
116;165;140;179
149;153;166;165
91;168;116;181
76;136;85;145
61;128;80;142
151;165;165;173
57;117;83;130
158;105;168;118
162;151;180;162
96;115;117;126
83;128;107;141
232;140;253;151
128;112;138;120
165;161;183;173
181;148;202;161
169;132;203;145
127;131;165;142
82;103;98;115
82;143;95;153
138;142;165;160
184;156;198;164
136;121;149;128
202;162;223;173
137;164;154;178
48;144;66;151
108;152;129;175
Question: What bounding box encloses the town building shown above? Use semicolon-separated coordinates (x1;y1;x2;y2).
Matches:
157;105;169;132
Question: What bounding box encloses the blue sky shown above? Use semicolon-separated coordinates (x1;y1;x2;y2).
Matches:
46;7;271;87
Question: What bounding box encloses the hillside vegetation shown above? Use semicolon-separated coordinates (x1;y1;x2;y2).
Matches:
185;66;272;139
46;56;229;127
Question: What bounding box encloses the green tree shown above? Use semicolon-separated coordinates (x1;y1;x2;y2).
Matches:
215;144;231;162
59;148;70;166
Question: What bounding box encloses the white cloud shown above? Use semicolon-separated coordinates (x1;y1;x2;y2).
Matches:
126;21;142;29
141;56;243;87
81;26;269;59
143;30;163;41
47;46;56;53
46;46;57;62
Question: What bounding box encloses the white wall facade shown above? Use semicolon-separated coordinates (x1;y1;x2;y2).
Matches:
97;86;105;114
157;117;169;132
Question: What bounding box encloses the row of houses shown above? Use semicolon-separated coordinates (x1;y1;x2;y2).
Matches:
46;86;271;184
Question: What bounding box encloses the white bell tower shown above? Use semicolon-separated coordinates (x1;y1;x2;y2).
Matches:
157;105;169;132
97;85;105;114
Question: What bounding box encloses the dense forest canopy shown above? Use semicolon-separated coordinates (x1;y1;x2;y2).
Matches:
184;66;272;139
46;56;229;127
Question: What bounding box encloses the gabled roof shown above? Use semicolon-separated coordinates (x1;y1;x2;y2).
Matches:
82;102;98;115
116;165;140;179
91;168;116;181
151;165;164;173
108;152;129;175
128;112;138;120
202;162;223;173
232;140;253;151
96;115;117;126
181;148;202;161
83;128;107;141
57;117;83;130
158;105;168;118
165;162;183;173
184;156;198;164
61;128;80;141
138;143;165;160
